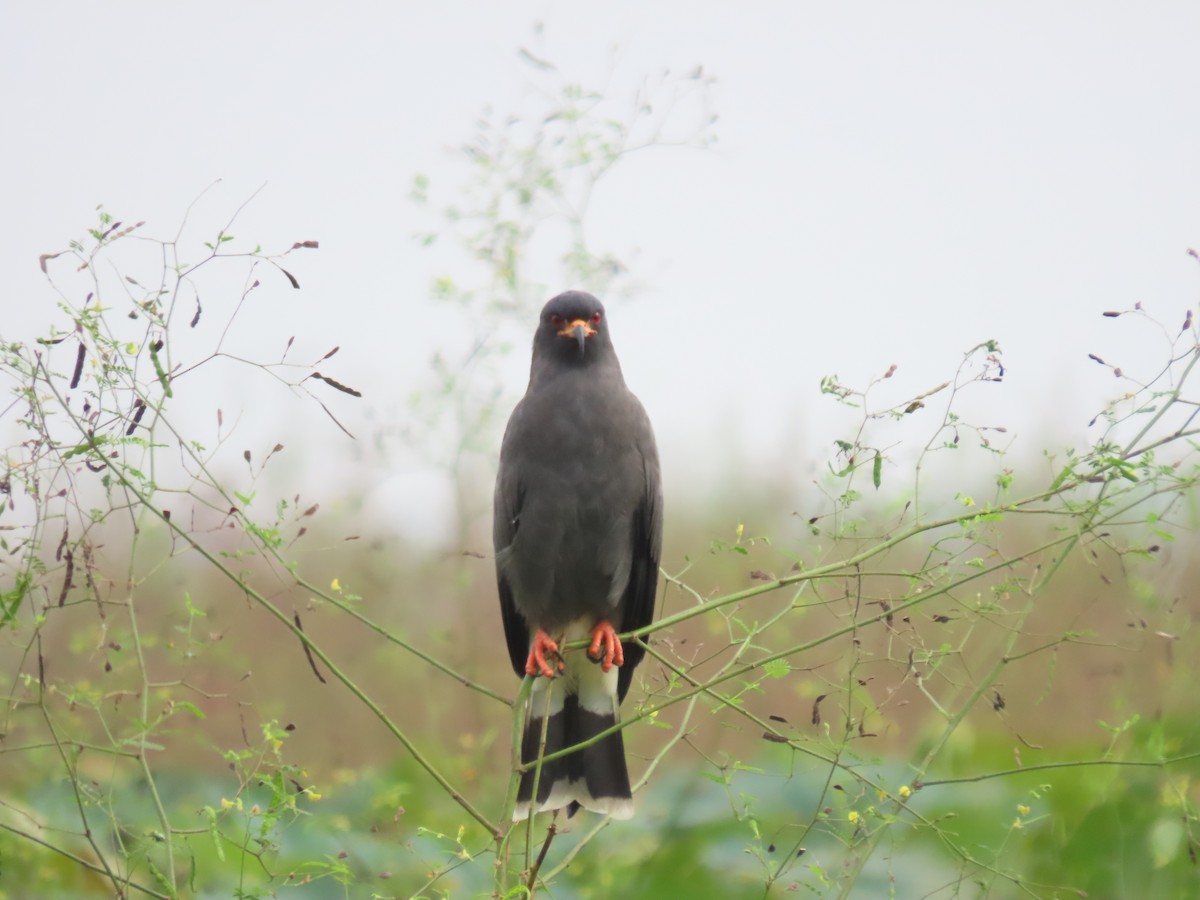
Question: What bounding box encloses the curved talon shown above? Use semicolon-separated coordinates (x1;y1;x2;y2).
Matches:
587;620;624;672
525;629;564;678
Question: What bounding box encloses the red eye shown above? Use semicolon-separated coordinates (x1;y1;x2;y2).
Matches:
550;314;564;327
591;312;602;324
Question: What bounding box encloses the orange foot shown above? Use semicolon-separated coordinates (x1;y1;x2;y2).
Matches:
587;620;625;672
525;629;565;678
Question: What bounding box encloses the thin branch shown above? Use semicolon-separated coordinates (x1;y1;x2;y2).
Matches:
918;751;1200;788
0;823;170;900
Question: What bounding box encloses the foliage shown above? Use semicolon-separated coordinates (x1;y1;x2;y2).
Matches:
0;196;369;899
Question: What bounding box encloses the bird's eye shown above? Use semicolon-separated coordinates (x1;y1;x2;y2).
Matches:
591;312;602;324
550;314;563;327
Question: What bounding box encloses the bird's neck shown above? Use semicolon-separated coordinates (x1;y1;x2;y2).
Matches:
528;352;624;389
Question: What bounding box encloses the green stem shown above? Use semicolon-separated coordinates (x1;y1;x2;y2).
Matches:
127;596;178;897
0;822;169;900
40;365;500;838
494;675;534;894
919;750;1200;788
560;462;1143;654
293;574;511;707
526;532;1080;770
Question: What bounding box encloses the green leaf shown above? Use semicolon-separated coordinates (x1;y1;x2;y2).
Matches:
1;572;33;623
872;452;882;489
202;806;226;863
173;701;206;720
1049;464;1074;491
762;659;790;679
971;512;1004;523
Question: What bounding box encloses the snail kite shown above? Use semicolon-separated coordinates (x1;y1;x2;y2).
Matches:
494;290;662;820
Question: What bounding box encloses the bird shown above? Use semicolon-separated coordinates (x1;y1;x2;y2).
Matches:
493;290;662;821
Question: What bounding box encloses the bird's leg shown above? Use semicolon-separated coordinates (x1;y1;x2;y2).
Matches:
587;620;624;672
525;629;564;678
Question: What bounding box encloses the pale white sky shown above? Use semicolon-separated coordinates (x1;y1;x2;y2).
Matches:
5;2;1200;544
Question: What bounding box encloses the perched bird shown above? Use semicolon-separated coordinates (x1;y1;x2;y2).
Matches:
494;290;662;821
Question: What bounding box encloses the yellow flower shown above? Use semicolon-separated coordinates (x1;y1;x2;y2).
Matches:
899;785;912;799
847;810;860;824
1017;804;1030;817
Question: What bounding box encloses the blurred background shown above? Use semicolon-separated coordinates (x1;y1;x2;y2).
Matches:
3;3;1200;897
6;2;1200;539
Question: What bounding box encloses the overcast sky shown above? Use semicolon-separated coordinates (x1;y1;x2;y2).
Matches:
5;2;1200;543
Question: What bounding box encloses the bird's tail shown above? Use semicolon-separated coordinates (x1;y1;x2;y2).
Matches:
513;650;633;821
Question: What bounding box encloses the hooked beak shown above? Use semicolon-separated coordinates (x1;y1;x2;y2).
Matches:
557;318;596;354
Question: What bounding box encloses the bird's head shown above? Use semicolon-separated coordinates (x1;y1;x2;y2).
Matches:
533;291;613;362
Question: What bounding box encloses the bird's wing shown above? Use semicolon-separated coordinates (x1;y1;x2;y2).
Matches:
494;427;532;679
497;575;529;679
617;443;663;703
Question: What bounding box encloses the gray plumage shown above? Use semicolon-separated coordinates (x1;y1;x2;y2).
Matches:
494;290;662;819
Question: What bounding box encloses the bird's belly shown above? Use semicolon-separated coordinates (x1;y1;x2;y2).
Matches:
503;502;632;631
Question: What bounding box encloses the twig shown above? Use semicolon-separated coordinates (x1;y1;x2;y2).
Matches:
526;821;558;896
0;823;170;899
918;751;1200;788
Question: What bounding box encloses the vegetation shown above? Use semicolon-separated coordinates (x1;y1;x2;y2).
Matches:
2;50;1198;900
